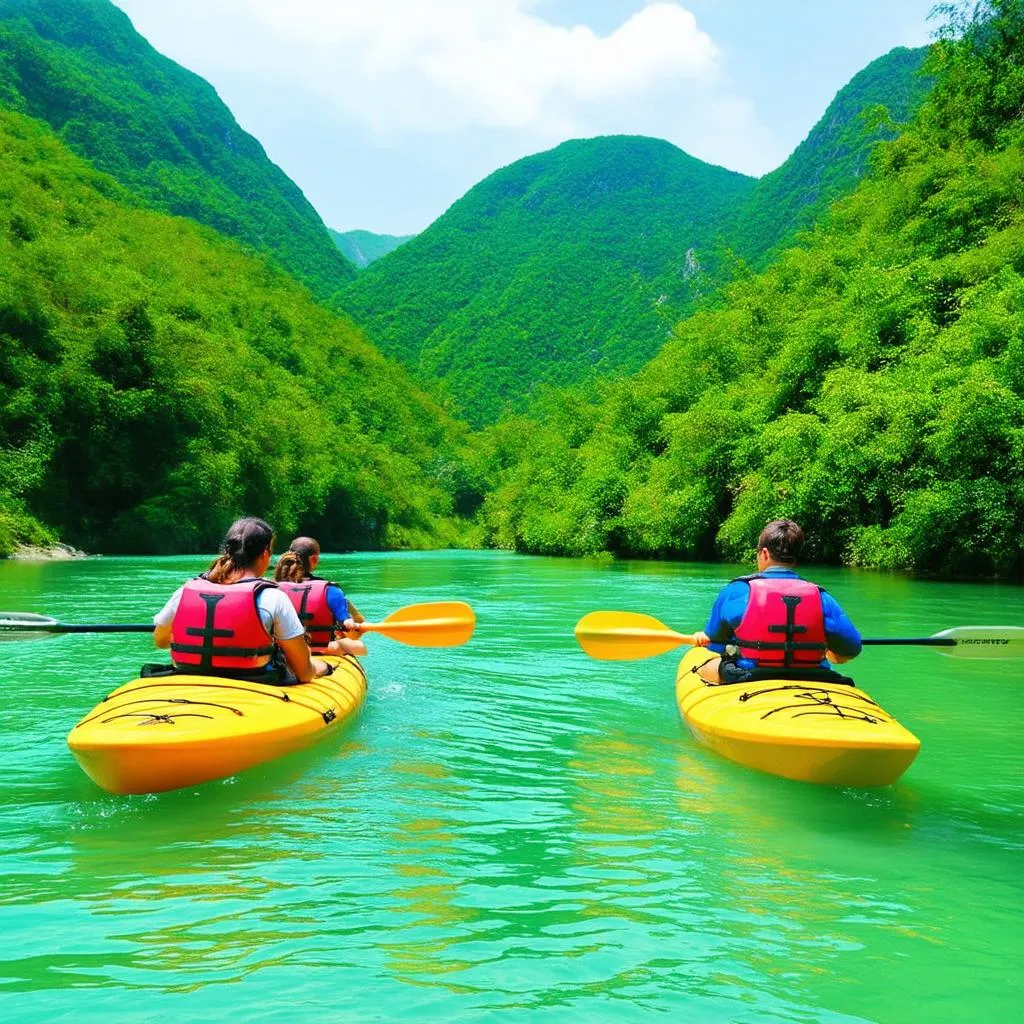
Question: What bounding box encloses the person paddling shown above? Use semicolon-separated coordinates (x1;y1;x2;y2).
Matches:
152;517;333;683
274;536;368;657
692;519;862;683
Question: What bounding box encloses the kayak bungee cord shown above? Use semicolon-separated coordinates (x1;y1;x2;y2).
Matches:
96;680;340;724
738;684;881;708
78;697;246;727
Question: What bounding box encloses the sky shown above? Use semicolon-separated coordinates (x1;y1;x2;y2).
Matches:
111;0;938;235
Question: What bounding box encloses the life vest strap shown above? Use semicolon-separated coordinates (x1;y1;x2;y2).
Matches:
170;641;277;658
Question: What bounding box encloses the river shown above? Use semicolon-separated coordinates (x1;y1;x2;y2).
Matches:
1;550;1021;1022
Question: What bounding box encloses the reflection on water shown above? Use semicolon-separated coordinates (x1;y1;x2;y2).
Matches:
0;551;1022;1022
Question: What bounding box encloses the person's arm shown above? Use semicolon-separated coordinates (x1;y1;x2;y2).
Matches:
278;634;330;682
152;588;183;649
822;593;862;663
700;582;746;649
266;592;331;680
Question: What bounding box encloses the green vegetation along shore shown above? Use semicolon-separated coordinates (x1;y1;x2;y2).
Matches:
2;0;1022;581
0;109;473;556
473;0;1024;579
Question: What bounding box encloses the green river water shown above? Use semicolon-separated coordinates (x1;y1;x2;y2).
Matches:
0;550;1021;1022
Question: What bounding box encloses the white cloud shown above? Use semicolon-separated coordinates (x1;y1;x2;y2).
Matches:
116;0;720;137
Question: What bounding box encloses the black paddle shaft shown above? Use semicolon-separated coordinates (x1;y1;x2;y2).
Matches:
862;637;957;647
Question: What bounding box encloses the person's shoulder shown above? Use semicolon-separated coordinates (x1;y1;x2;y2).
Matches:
259;587;293;609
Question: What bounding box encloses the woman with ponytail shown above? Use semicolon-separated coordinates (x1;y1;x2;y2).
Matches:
152;517;334;683
274;537;368;657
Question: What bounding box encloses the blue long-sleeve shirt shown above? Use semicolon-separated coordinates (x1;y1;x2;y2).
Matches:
704;566;861;670
325;584;349;624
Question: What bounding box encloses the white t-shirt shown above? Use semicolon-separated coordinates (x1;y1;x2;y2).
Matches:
154;581;305;641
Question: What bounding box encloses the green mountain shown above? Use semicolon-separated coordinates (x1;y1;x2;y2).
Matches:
337;49;930;427
0;0;353;299
331;229;415;268
0;108;471;556
731;46;931;267
472;4;1024;579
337;136;755;426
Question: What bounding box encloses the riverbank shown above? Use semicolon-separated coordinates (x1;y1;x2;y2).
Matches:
8;542;87;561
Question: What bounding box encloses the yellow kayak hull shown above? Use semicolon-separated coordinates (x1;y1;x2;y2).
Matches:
675;648;920;787
67;655;367;795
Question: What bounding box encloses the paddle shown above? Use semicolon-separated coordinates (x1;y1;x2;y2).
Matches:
574;611;1024;661
0;601;476;649
353;601;475;647
0;612;154;642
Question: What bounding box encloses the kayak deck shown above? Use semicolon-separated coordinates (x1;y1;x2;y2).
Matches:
67;655;366;794
675;648;920;787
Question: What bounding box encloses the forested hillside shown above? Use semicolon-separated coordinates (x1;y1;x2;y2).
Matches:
338;137;755;425
473;0;1024;579
337;49;928;427
331;229;415;269
729;46;930;267
0;110;472;556
0;0;353;299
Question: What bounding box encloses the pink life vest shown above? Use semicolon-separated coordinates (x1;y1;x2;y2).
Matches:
277;578;338;654
170;577;277;672
732;575;828;669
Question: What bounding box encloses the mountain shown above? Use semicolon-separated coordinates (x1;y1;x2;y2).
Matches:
331;229;415;268
0;0;353;298
471;10;1024;579
730;46;931;267
0;108;471;556
336;50;930;426
336;136;756;425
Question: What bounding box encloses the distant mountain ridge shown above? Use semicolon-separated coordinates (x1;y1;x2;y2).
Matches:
331;229;415;268
337;135;755;425
0;0;353;298
729;46;931;267
336;46;930;426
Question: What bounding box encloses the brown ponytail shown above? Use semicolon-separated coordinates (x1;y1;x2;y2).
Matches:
273;551;306;583
206;517;275;583
273;536;320;583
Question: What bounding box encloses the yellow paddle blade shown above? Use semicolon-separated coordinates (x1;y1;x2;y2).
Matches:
574;611;694;661
363;601;475;648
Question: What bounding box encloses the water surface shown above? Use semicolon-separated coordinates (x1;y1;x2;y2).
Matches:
1;551;1021;1021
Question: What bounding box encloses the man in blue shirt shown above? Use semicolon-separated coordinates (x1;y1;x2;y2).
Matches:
692;519;862;683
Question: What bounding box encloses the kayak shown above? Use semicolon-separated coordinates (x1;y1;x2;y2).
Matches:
67;655;367;795
675;648;920;787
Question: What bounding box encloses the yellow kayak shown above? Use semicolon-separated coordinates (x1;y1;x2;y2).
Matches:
675;648;920;787
67;655;367;794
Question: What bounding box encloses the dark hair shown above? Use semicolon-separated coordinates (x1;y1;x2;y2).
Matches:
757;519;804;565
273;536;320;583
206;517;275;583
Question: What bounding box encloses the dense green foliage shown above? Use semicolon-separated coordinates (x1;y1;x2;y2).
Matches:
473;1;1024;579
331;229;415;269
0;0;353;299
337;136;755;426
0;109;472;556
337;51;927;427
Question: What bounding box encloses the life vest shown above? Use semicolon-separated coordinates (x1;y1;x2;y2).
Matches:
277;577;339;654
731;574;828;669
170;577;278;673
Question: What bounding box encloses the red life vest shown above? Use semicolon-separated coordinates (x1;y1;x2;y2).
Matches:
170;577;277;673
732;575;828;669
277;578;338;654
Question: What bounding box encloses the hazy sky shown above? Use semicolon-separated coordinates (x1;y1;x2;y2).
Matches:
111;1;937;235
